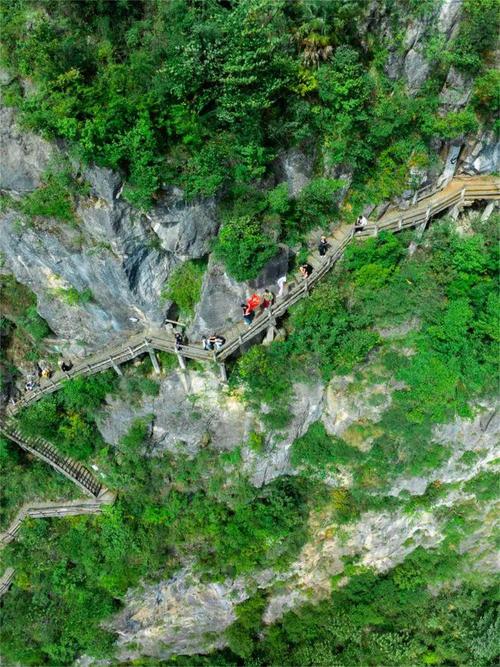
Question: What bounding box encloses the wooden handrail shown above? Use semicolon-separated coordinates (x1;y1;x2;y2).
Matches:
1;175;498;474
0;174;497;599
0;492;115;597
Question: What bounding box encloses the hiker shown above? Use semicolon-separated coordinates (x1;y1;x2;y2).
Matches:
261;289;274;309
299;263;313;278
25;378;38;392
354;215;368;232
41;367;53;380
214;335;226;350
241;303;255;325
60;359;73;373
174;332;184;352
318;235;329;256
202;335;214;351
277;275;287;297
246;293;261;312
208;334;218;349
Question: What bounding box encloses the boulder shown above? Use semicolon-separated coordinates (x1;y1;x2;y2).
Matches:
460;130;500;175
147;187;219;259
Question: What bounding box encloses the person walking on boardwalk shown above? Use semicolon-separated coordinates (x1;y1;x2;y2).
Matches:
299;263;313;278
174;332;184;352
354;215;368;232
241;303;255;325
59;359;73;372
261;289;274;309
318;235;329;256
202;335;212;350
214;335;226;350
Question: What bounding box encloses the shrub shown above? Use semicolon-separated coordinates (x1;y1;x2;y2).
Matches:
53;286;93;306
20;168;78;222
214;215;278;281
295;178;344;230
291;422;357;474
162;259;206;319
472;69;500;115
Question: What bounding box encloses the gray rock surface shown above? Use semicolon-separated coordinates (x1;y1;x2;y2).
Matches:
439;66;474;111
97;369;253;455
0;207;171;350
245;381;325;487
187;257;248;339
0;104;222;350
461;130;500;175
147;187;218;259
404;47;431;93
110;569;248;661
321;368;403;449
274;147;315;198
389;402;499;496
0;106;53;193
188;250;288;340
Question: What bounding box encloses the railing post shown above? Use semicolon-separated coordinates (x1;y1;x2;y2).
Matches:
219;362;228;383
373;225;378;237
398;218;403;230
176;352;186;370
110;358;123;376
144;340;161;374
303;278;309;295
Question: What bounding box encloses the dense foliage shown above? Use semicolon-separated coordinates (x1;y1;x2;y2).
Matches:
1;0;496;217
161;258;207;320
0;420;312;664
0;438;78;530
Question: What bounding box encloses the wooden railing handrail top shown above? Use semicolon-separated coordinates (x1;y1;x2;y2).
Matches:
8;173;499;412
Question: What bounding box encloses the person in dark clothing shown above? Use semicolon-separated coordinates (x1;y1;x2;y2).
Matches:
60;360;73;372
174;332;184;351
241;303;255;325
299;263;313;278
318;235;329;256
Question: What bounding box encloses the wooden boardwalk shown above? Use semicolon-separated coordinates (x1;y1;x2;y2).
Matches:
0;174;497;599
1;174;498;493
0;493;115;597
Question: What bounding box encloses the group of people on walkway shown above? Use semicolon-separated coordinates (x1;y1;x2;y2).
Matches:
202;334;226;351
24;358;73;391
241;289;275;325
22;214;373;392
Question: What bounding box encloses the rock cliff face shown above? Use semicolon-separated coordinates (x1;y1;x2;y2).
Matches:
110;569;249;661
105;352;499;659
0;104;218;352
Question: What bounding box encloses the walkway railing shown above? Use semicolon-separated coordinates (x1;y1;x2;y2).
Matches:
0;493;115;596
0;175;498;493
5;176;498;415
0;174;497;598
0;423;106;497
